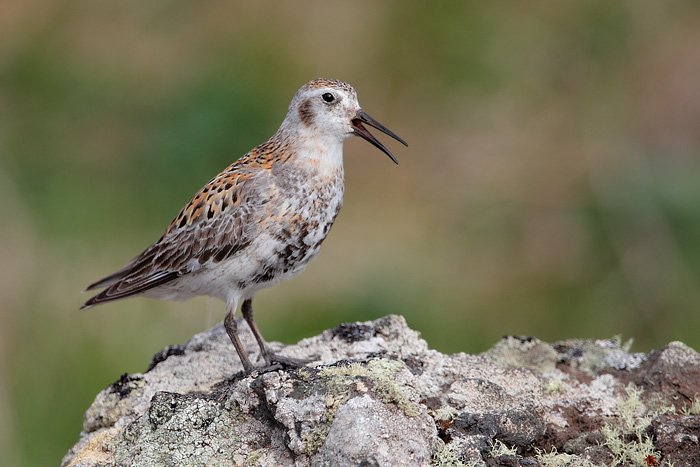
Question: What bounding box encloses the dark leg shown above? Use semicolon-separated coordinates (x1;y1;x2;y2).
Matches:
241;298;308;368
224;303;254;373
241;298;274;366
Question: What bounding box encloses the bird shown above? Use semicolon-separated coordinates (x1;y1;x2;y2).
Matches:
81;78;407;374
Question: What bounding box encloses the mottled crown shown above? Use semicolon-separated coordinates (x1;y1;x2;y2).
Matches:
298;78;355;94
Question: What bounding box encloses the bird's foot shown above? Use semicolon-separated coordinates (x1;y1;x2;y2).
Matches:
267;352;312;369
242;355;311;377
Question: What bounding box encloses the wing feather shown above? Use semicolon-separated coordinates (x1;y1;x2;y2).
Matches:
81;160;273;308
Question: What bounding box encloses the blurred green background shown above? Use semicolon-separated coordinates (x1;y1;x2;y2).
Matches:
2;1;700;465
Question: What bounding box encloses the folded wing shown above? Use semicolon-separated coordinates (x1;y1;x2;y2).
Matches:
81;162;271;308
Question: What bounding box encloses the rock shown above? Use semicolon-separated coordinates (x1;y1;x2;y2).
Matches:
62;315;700;467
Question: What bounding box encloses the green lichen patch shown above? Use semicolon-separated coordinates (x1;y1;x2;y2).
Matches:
490;439;518;458
430;439;468;467
318;359;420;418
601;384;664;467
535;447;598;467
434;405;459;422
300;427;328;455
542;375;565;396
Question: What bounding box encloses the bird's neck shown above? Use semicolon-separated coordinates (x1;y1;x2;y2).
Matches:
275;128;345;178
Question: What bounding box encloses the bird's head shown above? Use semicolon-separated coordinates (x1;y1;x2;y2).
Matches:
284;78;407;164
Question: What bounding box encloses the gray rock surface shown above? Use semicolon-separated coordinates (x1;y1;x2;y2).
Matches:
63;315;700;467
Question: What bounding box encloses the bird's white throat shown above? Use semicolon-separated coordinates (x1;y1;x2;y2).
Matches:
292;134;345;177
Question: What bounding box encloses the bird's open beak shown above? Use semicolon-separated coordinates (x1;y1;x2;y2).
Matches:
351;109;407;164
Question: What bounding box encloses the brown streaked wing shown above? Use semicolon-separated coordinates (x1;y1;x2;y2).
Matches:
81;163;273;308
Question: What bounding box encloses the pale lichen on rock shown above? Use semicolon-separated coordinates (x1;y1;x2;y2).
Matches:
63;315;700;467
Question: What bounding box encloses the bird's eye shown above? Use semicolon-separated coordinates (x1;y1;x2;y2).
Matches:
322;93;335;103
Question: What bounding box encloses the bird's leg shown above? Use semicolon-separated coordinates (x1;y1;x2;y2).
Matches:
241;298;308;368
241;298;274;366
224;304;254;373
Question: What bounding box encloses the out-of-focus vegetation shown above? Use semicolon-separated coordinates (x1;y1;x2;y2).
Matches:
2;1;700;465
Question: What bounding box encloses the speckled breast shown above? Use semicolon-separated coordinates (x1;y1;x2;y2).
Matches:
240;167;345;290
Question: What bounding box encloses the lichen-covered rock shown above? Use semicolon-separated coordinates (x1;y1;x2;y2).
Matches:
314;394;435;466
63;315;700;467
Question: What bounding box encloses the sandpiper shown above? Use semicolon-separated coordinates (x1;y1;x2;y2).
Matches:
81;78;407;373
